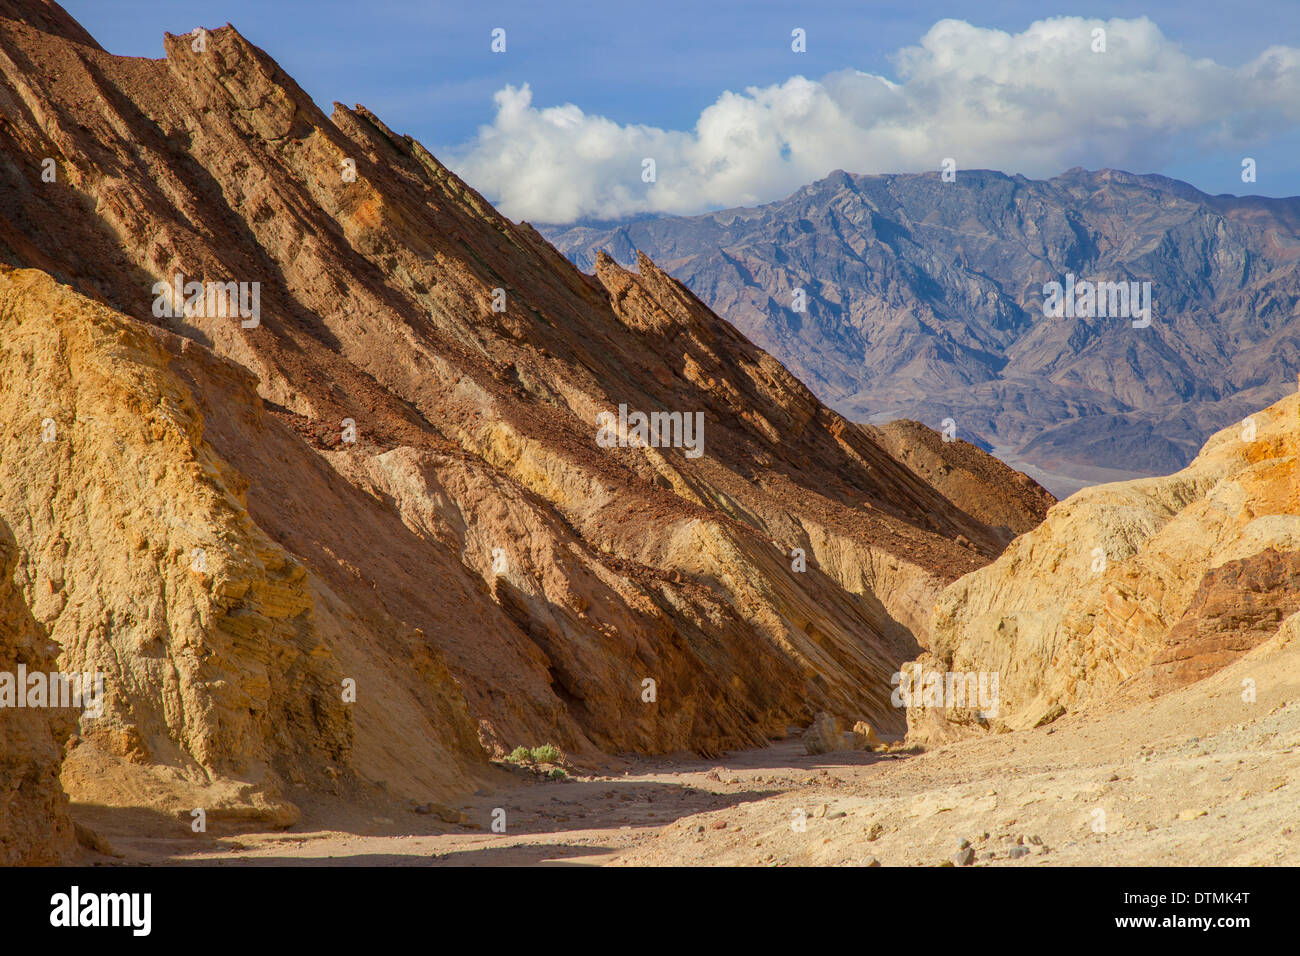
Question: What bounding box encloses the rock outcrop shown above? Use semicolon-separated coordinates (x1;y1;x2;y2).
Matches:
1;264;492;828
0;514;75;864
866;419;1056;545
917;386;1299;738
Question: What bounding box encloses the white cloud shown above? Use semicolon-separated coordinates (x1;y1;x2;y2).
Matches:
447;16;1300;224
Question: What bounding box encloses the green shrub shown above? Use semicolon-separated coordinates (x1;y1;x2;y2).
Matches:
531;743;562;764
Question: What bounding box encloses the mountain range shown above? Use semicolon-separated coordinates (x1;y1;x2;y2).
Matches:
544;168;1300;496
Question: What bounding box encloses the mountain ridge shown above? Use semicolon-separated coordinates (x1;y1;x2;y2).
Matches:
543;166;1300;496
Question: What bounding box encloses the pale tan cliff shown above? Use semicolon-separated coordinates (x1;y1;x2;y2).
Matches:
0;265;494;827
917;388;1299;738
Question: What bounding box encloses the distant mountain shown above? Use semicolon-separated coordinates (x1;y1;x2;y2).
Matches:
543;168;1300;496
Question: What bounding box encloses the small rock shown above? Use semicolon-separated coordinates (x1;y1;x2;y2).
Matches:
851;720;885;751
952;847;976;866
1007;846;1031;859
861;857;881;867
803;712;845;755
74;823;118;857
420;802;469;825
958;838;971;850
1033;704;1066;728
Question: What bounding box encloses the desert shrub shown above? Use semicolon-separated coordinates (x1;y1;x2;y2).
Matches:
531;743;562;764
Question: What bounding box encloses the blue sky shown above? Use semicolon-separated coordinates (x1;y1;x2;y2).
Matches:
63;1;1300;219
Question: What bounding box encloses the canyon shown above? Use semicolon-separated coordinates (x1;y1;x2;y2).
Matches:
0;0;1295;867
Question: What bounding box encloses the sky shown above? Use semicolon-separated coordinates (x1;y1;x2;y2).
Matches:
63;1;1300;222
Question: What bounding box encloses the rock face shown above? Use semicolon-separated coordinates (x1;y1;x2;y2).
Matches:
866;420;1056;545
0;2;1047;852
544;169;1300;496
0;515;75;864
1;264;490;828
919;387;1299;738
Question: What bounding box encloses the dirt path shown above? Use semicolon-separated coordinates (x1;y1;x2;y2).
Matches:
77;625;1300;867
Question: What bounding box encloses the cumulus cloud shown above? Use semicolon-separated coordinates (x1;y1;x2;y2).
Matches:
448;16;1300;223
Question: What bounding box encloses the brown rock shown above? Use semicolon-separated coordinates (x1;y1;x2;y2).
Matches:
851;720;885;751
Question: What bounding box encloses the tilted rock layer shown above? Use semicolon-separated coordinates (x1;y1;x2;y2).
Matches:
0;0;1051;853
866;419;1056;545
919;388;1299;738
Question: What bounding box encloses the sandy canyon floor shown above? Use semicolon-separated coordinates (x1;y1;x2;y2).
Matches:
72;627;1300;868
